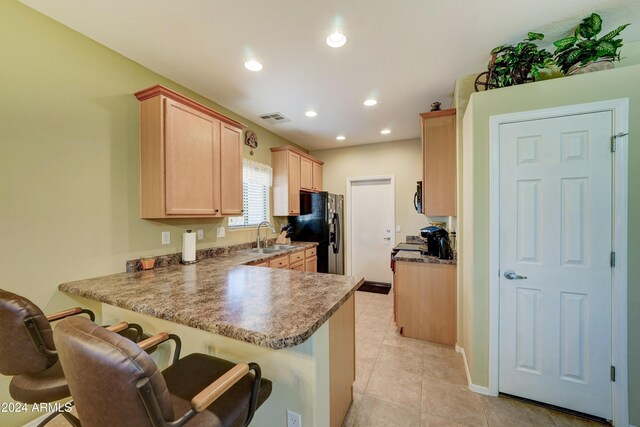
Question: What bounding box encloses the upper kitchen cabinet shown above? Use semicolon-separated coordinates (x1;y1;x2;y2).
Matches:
135;85;245;218
420;109;456;216
271;146;324;216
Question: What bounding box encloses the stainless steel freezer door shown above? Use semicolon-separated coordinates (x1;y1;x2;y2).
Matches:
328;194;344;275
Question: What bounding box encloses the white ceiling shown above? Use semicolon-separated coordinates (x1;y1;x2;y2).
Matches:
20;0;640;151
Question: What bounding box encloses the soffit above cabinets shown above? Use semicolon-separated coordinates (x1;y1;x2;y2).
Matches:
20;0;640;150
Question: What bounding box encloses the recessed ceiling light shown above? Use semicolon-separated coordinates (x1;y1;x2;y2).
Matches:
305;111;318;117
380;129;391;135
336;135;346;141
326;31;347;48
363;99;378;106
244;60;263;72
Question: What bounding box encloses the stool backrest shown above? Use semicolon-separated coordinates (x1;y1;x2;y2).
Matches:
0;289;57;375
53;316;175;427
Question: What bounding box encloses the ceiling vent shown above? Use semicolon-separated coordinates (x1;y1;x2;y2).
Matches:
258;112;291;125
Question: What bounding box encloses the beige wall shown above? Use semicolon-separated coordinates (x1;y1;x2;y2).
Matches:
0;2;303;425
311;138;429;247
457;62;640;424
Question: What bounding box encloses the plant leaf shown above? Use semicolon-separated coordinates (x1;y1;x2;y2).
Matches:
553;36;577;50
590;13;603;35
528;32;545;41
600;23;630;41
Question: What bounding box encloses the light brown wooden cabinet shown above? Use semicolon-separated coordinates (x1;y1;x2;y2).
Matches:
135;85;244;218
300;157;313;191
394;261;456;346
305;256;318;273
250;247;317;273
312;161;323;192
271;146;324;216
420;109;457;216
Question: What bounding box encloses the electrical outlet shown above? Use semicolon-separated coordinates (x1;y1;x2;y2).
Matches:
286;410;301;427
217;227;225;238
196;229;204;240
161;231;170;245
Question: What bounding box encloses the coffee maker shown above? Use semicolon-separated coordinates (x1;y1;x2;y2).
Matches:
420;226;454;260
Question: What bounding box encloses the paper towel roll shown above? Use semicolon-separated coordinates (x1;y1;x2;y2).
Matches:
182;230;196;263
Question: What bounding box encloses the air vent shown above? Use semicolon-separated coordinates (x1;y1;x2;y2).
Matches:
258;112;291;125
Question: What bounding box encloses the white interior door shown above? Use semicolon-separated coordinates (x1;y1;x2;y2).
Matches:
498;112;613;419
350;178;394;283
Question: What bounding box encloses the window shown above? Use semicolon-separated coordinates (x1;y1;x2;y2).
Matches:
228;159;272;228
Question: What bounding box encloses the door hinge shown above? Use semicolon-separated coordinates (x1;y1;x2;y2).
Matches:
611;366;616;382
610;252;616;268
611;132;629;152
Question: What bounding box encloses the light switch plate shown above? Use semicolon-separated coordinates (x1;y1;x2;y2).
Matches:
396;225;401;233
196;229;204;240
217;227;225;238
161;231;170;245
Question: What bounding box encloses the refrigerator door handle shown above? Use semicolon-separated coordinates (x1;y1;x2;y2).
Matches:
332;213;341;254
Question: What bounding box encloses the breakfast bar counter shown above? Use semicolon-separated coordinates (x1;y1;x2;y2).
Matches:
59;242;361;350
58;242;361;427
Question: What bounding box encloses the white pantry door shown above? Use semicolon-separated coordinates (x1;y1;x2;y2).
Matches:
499;112;613;419
350;178;394;283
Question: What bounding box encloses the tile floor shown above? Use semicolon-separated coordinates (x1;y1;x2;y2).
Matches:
343;290;606;427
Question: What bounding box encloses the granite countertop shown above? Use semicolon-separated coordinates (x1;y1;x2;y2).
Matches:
59;242;363;350
393;250;457;265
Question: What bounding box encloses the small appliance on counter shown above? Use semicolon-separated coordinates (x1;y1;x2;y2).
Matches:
420;226;454;260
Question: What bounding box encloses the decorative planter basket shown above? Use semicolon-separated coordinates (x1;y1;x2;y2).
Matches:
567;57;615;75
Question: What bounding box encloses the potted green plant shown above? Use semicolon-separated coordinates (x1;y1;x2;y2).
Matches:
553;13;630;75
475;32;553;91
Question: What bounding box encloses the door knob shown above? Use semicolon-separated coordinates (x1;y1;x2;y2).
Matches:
504;270;527;280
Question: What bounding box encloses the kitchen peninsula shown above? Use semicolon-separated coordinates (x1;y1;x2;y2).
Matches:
58;243;361;427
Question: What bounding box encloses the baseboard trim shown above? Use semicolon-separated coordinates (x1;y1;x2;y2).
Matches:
455;344;494;396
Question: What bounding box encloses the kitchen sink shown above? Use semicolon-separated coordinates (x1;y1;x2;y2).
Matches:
244;247;283;254
272;244;296;250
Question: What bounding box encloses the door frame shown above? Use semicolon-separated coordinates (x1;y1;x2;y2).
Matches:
345;175;396;277
488;99;629;425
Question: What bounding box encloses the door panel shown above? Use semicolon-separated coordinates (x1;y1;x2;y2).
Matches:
220;124;243;215
288;153;300;215
300;157;312;191
350;179;393;283
164;98;217;215
499;112;612;419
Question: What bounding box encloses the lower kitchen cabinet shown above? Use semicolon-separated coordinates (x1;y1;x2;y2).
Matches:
305;256;317;273
250;246;318;272
394;261;456;346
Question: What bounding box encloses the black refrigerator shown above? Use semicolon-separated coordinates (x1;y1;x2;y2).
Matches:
288;192;344;274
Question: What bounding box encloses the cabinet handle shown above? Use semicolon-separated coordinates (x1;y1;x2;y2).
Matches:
214;209;219;213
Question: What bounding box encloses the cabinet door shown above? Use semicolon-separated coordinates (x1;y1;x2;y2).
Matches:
305;256;317;272
300;157;313;191
164;98;219;215
220;124;243;215
288;152;301;215
312;162;323;191
422;110;456;216
290;262;305;271
395;262;456;345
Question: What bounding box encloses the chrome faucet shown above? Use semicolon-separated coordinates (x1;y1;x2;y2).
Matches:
256;221;276;249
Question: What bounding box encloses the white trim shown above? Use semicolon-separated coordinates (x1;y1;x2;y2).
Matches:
345;175;396;276
488;99;629;425
456;344;493;396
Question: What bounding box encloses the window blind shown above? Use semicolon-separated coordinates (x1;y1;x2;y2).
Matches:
228;159;272;227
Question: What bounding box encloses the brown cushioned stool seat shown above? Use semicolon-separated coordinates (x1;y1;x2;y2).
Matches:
9;360;69;404
163;354;272;427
